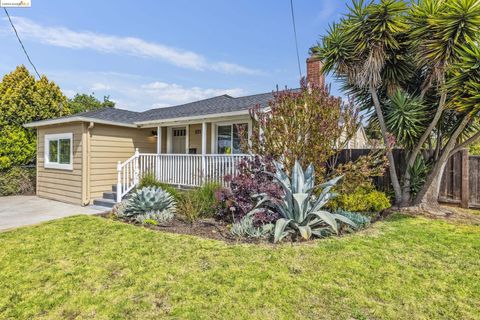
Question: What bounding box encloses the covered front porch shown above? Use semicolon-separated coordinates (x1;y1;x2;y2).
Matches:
153;117;252;155
116;116;254;202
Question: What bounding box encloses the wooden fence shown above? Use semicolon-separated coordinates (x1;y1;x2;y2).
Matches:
338;149;477;209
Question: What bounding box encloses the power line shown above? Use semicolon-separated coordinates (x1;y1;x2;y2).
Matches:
3;7;41;78
289;0;302;79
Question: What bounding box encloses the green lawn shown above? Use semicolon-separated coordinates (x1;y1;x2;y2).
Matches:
0;214;479;319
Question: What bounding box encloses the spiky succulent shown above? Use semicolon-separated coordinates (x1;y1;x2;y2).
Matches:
251;161;356;243
334;209;371;230
135;209;175;225
230;212;273;239
123;186;176;217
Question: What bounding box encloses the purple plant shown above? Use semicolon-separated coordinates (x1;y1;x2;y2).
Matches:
215;155;283;225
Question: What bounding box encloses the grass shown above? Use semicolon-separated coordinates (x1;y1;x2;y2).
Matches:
0;214;479;319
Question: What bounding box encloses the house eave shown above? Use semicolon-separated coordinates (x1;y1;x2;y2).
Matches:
24;117;138;128
135;110;251;127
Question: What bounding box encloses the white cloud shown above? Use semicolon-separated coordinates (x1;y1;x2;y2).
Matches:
47;70;246;111
62;89;76;98
90;82;111;91
2;17;262;75
141;81;244;106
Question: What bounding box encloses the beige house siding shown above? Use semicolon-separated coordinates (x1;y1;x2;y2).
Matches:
37;122;85;205
89;124;156;200
207;123;212;153
161;127;167;153
36;122;214;205
186;123;212;154
188;124;202;153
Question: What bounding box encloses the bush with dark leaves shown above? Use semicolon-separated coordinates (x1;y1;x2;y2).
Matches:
215;155;283;225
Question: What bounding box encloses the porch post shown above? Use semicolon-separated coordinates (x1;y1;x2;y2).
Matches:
157;126;162;154
185;124;190;154
211;123;216;154
156;126;162;180
202;122;207;183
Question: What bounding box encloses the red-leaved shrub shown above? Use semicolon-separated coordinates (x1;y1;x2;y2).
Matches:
215;156;283;225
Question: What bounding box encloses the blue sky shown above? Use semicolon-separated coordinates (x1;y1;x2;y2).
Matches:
0;0;349;111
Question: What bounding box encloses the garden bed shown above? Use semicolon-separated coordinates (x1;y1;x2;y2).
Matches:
99;213;269;244
99;211;384;244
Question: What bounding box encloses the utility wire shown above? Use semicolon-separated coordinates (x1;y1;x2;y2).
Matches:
4;7;41;78
289;0;302;79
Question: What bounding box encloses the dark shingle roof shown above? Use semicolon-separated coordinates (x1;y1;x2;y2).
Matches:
25;90;281;127
70;108;141;124
136;92;274;122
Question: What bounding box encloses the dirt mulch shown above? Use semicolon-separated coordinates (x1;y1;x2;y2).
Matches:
98;213;267;244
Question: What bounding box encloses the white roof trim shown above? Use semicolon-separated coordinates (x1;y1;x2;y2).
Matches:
24;116;138;128
134;110;250;126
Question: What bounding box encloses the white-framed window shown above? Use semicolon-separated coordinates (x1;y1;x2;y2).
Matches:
217;123;248;154
44;133;73;170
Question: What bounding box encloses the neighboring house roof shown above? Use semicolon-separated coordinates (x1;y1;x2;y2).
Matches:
24;91;276;128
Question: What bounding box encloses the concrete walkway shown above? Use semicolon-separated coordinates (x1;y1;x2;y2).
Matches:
0;196;106;232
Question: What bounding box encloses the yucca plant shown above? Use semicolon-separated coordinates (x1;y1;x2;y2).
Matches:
313;0;480;207
123;186;176;218
385;90;428;149
251;161;356;243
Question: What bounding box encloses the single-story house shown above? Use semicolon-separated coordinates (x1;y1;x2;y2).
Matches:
24;57;369;207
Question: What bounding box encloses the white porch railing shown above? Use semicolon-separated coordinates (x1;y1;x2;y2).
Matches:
116;149;252;202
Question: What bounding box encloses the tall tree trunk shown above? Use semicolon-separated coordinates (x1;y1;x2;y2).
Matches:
402;89;447;206
414;115;470;206
369;85;402;204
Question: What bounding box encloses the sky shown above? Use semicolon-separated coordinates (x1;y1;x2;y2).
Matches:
0;0;349;112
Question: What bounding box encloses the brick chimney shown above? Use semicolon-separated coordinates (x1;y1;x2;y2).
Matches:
306;55;325;88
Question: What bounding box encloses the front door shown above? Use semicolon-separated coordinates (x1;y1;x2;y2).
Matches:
172;127;186;154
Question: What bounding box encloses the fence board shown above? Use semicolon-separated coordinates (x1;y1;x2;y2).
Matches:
469;157;480;207
338;149;477;208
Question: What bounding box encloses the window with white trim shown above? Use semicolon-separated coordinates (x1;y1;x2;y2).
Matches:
217;123;248;154
44;133;73;170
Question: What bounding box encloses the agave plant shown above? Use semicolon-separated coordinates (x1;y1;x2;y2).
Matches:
135;209;175;225
123;186;176;218
251;161;356;243
230;212;274;239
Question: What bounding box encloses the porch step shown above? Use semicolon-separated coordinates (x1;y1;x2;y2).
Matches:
92;198;116;208
103;191;117;200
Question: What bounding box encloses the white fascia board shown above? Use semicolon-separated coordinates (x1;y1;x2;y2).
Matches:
24;117;138;128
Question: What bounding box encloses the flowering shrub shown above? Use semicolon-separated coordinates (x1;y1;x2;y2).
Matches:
248;79;361;177
215;155;283;225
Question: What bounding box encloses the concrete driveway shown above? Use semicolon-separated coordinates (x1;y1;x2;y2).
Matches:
0;196;105;232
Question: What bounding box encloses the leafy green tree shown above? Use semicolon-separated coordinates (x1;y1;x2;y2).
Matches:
0;65;69;170
67;93;115;114
0;126;36;170
312;0;480;209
